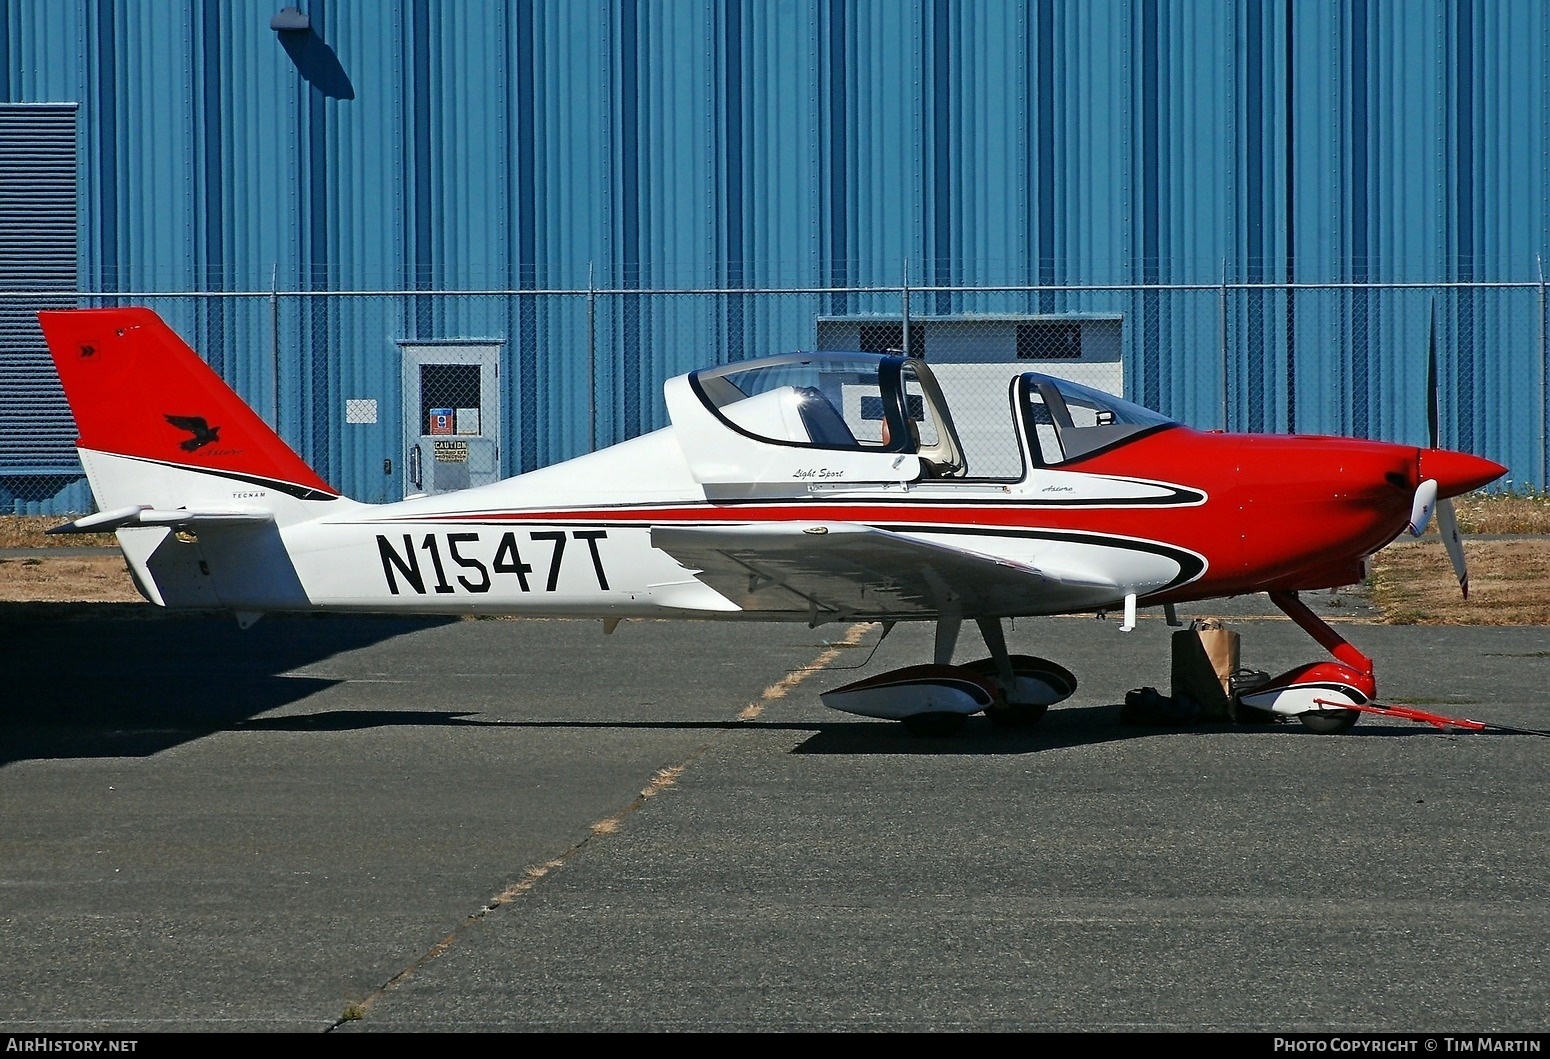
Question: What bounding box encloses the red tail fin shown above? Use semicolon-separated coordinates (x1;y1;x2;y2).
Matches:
39;307;337;498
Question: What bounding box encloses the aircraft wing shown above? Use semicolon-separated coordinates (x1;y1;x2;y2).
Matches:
651;520;1106;622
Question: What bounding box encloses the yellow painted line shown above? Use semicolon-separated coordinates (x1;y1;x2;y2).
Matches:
738;621;871;721
337;623;867;1026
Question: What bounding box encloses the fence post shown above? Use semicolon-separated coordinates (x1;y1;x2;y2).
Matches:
1540;255;1546;491
901;259;912;357
270;265;281;433
1219;260;1228;430
587;262;597;452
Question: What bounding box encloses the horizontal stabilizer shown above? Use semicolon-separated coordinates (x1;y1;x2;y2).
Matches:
48;505;275;534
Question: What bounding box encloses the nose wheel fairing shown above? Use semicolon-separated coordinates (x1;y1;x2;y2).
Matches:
1235;660;1372;734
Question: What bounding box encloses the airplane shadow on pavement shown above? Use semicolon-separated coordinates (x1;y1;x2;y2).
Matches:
788;703;1507;755
2;605;1503;767
0;606;454;766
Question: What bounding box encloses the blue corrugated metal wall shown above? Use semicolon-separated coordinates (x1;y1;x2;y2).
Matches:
1;0;1547;506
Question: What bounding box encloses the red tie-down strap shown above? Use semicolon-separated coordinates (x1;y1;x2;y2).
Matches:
1313;699;1488;732
1316;698;1550;736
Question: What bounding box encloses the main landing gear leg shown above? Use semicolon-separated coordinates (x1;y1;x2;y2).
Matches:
934;617;961;666
976;617;1018;690
1234;590;1376;734
963;616;1075;729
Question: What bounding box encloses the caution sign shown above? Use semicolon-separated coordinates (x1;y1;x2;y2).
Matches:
434;440;469;463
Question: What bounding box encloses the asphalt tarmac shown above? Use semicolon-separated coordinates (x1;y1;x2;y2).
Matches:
1;594;1547;1034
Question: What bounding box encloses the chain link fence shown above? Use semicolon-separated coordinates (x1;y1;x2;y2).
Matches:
2;280;1544;513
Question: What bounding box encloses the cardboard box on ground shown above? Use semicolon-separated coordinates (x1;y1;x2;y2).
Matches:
1171;618;1239;719
1123;618;1249;726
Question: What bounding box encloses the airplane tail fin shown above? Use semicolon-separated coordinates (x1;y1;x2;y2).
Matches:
39;307;355;614
38;307;347;528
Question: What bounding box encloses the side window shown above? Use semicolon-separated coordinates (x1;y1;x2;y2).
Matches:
1019;373;1174;466
699;358;895;452
902;377;940;449
898;361;967;477
1024;389;1065;465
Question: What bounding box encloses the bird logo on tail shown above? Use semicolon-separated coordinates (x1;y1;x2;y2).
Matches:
164;414;221;452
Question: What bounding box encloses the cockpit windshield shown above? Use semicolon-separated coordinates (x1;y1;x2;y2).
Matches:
1021;373;1176;465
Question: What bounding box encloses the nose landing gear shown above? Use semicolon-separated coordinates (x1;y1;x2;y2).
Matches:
1236;591;1375;734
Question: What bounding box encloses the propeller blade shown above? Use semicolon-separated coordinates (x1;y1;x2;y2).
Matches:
1422;302;1489;600
1407;478;1439;536
1435;496;1469;599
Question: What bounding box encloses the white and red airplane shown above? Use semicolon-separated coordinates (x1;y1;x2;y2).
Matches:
39;307;1505;737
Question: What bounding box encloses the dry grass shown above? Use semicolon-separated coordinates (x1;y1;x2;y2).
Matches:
1450;492;1550;534
1365;492;1550;624
2;493;1546;620
1370;538;1550;625
0;554;144;603
0;514;114;548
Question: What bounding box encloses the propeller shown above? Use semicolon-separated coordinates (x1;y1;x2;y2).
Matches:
1405;302;1472;598
1406;477;1437;537
1434;486;1469;598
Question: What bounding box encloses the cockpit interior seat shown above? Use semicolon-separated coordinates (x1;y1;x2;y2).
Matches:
794;386;859;448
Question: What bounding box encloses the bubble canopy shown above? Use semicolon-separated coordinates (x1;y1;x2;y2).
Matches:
685;351;1175;476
